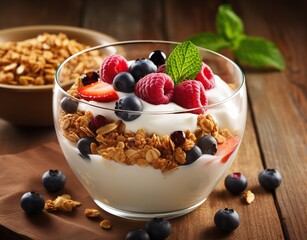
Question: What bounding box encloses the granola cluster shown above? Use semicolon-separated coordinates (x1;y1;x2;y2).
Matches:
44;194;81;212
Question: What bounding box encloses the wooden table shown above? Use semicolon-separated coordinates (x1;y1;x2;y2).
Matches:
0;0;306;239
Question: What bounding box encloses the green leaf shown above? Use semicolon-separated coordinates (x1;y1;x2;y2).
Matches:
216;4;244;41
166;41;202;84
234;36;285;70
188;32;232;52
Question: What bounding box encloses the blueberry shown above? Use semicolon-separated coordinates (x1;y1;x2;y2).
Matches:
214;208;240;232
42;169;66;193
170;130;186;146
77;137;97;158
184;145;202;165
88;115;110;133
149;50;166;67
115;95;143;121
113;72;136;93
145;218;172;240
197;135;217;155
224;172;247;194
258;168;282;191
125;229;150;240
20;192;45;215
81;71;100;86
60;97;78;113
129;58;157;81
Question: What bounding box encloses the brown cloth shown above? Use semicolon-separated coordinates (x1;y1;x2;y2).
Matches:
0;141;142;240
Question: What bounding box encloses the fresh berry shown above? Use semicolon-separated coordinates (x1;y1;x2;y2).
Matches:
184;145;202;165
60;97;78;113
135;73;174;105
156;63;166;73
129;58;157;81
258;169;282;191
20;192;45;215
113;72;136;93
77;137;97;158
77;81;119;102
115;95;143;121
145;218;172;240
88;115;110;133
197;135;217;155
195;62;215;90
170;130;186;146
81;71;100;86
149;50;167;67
99;54;129;84
125;229;150;240
224;172;247;194
42;169;66;193
214;208;240;232
172;80;207;114
216;136;240;163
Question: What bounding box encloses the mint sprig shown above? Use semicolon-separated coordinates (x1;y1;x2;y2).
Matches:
188;4;285;71
166;41;202;84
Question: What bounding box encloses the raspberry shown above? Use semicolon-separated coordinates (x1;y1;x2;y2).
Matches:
195;62;215;90
135;73;174;105
172;80;207;114
99;54;129;84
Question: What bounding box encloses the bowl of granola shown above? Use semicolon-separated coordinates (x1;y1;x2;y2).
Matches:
0;25;116;126
53;40;247;219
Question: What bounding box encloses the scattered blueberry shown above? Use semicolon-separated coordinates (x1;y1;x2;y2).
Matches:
125;229;150;240
197;135;217;155
113;72;136;93
145;218;172;240
42;169;66;193
60;97;78;113
88;115;110;133
115;95;143;121
170;130;186;146
224;172;247;194
184;145;202;165
81;71;100;86
129;58;157;81
214;208;240;232
149;50;166;67
77;137;97;158
20;191;45;215
258;168;282;191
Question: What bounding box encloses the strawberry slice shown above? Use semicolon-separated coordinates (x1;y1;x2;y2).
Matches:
77;81;119;102
216;136;240;163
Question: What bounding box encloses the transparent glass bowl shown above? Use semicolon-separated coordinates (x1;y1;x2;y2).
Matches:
53;40;247;220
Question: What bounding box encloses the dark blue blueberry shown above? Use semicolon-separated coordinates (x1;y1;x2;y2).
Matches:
214;208;240;232
20;192;45;215
113;72;136;93
60;97;78;113
115;95;143;121
184;145;202;165
77;137;97;158
149;50;167;67
129;58;157;81
224;172;247;194
197;135;217;155
81;71;99;86
125;229;150;240
258;168;282;191
42;169;66;193
170;130;186;146
145;218;172;240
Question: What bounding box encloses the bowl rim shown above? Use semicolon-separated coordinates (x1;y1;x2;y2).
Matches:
55;40;246;114
0;25;116;91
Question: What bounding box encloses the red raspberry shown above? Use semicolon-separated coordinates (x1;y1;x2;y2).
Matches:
195;62;215;90
99;55;129;84
135;73;174;105
172;80;208;114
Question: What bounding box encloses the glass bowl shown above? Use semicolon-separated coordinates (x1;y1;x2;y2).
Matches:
53;40;247;220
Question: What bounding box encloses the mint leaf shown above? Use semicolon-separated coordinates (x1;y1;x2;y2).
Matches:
166;41;202;84
188;32;232;52
216;4;244;42
234;36;286;70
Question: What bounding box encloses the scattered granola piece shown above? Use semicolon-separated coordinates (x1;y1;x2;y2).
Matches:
44;194;81;212
85;208;101;218
100;219;112;230
242;190;255;204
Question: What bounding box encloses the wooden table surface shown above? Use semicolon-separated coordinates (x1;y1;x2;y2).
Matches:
0;0;306;239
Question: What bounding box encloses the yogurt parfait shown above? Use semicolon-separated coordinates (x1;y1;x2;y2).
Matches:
53;40;247;219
